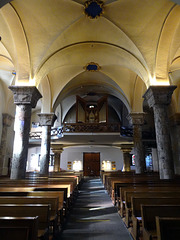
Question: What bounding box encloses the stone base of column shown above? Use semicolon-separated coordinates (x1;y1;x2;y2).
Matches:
10;169;26;179
1;167;8;176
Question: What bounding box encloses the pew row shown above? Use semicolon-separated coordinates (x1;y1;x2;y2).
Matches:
130;196;180;240
141;205;180;240
119;185;180;217
0;196;59;236
124;191;180;227
0;204;50;240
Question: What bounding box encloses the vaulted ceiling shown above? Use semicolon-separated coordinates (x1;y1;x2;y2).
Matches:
0;0;180;119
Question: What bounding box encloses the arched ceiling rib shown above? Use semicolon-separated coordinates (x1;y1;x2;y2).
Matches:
36;42;149;87
155;5;180;83
52;69;136;112
1;4;30;83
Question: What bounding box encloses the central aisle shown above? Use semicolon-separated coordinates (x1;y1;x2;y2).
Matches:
59;178;133;240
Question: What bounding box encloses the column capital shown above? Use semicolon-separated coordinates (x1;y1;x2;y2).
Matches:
143;85;177;108
9;86;42;108
51;144;63;153
38;113;57;126
127;112;145;125
120;143;133;153
2;113;14;127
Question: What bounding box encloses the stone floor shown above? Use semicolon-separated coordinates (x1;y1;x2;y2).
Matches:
57;177;133;240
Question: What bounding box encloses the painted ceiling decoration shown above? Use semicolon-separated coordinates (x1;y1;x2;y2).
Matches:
84;0;104;19
84;62;101;71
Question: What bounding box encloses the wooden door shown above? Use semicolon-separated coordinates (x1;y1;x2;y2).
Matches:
83;153;100;176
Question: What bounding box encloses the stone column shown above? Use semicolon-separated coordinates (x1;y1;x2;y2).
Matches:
152;148;159;172
51;144;63;172
127;113;146;174
170;113;180;174
38;113;57;176
120;144;133;172
9;86;42;179
0;114;14;175
143;86;176;179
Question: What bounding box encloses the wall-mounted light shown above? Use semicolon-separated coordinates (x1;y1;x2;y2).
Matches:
73;160;82;171
89;105;95;109
102;160;111;171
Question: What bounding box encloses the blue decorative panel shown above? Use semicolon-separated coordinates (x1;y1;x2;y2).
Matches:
84;62;101;71
84;0;104;19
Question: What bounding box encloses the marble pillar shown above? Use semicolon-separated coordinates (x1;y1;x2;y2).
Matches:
128;113;146;174
38;113;57;176
51;144;63;172
120;144;133;172
0;114;14;175
143;85;176;179
9;86;42;179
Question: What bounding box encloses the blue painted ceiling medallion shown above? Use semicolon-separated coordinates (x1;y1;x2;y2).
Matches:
84;62;101;72
84;0;104;19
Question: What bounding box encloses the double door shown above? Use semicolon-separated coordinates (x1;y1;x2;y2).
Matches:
83;153;100;176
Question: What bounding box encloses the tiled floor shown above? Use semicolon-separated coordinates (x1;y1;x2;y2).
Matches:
57;178;133;240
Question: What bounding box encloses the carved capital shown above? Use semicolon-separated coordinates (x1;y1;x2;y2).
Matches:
9;86;42;108
143;85;177;108
38;113;57;126
127;112;145;125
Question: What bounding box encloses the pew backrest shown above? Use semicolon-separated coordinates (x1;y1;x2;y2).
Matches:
156;216;180;240
141;205;180;232
132;197;180;217
0;196;59;216
0;216;39;240
28;191;64;210
0;204;50;230
125;191;180;209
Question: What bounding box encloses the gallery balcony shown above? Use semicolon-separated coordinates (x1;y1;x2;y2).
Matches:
29;122;122;140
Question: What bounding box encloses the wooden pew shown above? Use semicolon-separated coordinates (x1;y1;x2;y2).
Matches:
0;196;59;236
141;205;180;240
28;191;64;226
106;172;160;198
124;191;180;227
130;197;180;240
0;204;50;240
156;216;180;240
0;216;39;240
0;188;64;212
33;187;68;210
108;174;180;205
119;185;180;217
0;183;71;208
0;182;72;199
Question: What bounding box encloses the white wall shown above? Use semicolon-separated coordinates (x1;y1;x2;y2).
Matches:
27;146;53;172
26;145;124;172
60;146;124;171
